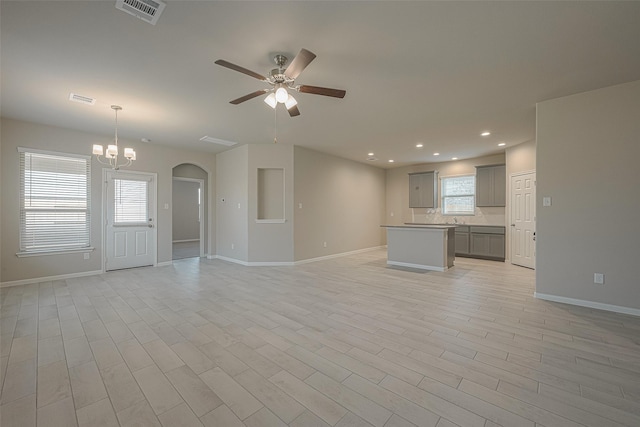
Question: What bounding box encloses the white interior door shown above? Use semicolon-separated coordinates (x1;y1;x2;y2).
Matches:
510;171;536;269
105;170;156;271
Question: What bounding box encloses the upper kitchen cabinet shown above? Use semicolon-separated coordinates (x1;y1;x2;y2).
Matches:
409;171;436;208
476;164;505;207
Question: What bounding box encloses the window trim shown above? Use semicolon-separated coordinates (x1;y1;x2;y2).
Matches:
440;173;476;216
17;147;92;256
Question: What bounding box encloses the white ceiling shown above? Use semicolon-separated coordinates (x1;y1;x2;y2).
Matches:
3;1;640;168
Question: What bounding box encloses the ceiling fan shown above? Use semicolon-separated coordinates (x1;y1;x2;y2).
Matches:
215;49;346;117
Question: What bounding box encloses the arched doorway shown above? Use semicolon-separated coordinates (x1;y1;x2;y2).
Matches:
172;163;208;260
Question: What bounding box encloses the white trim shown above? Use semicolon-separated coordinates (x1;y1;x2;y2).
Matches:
156;261;173;267
211;246;385;267
1;270;102;288
214;255;250;266
16;247;95;258
293;246;385;265
172;239;199;243
387;260;447;272
534;292;640;317
255;219;286;224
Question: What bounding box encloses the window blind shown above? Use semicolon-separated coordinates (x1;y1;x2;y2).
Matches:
113;178;148;225
19;148;91;252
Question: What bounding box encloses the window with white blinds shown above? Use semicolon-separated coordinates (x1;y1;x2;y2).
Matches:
19;148;91;253
441;175;475;215
113;178;148;225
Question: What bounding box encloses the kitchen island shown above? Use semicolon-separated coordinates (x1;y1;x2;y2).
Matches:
381;224;456;271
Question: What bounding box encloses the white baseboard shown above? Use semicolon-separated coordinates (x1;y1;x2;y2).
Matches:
210;246;384;267
172;239;200;243
156;261;173;267
387;260;447;272
293;246;385;265
1;270;103;288
534;292;640;317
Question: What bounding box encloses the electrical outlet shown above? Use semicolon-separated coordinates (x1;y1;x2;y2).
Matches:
323;241;327;248
231;243;235;250
83;253;90;260
299;203;303;209
594;273;604;284
543;196;552;207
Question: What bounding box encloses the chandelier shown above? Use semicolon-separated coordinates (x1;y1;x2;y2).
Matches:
92;105;136;170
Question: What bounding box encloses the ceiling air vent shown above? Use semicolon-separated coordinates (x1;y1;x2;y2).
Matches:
116;0;166;25
69;93;96;106
199;136;237;147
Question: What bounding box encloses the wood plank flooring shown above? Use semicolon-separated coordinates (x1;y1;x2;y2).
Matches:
1;249;640;426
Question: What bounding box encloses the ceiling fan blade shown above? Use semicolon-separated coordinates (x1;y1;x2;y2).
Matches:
215;59;267;81
298;85;346;99
284;49;316;79
229;89;270;105
287;105;301;117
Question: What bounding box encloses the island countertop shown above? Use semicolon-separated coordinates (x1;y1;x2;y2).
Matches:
381;224;457;229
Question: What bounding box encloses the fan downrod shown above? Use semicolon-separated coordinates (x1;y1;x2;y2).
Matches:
274;54;288;69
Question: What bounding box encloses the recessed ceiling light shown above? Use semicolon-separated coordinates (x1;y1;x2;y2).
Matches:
368;152;374;156
452;157;458;160
481;131;491;137
388;160;394;163
416;143;423;148
498;142;506;146
433;152;440;156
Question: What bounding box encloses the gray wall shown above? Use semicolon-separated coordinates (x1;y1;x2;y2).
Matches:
248;144;294;263
1;118;216;283
536;79;640;311
294;146;386;261
215;145;249;262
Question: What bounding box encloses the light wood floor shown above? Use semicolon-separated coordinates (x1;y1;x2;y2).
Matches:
2;249;640;427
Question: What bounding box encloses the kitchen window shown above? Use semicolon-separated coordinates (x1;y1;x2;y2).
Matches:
441;175;475;215
18;148;92;255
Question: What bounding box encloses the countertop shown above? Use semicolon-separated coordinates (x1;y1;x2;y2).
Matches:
381;224;457;229
404;223;505;228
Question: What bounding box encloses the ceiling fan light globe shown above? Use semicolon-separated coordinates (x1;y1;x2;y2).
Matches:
275;87;288;103
264;93;277;108
285;94;298;110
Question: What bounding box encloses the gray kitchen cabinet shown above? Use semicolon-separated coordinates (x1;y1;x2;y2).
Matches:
454;226;470;255
455;225;505;261
476;164;505;207
409;171;436;208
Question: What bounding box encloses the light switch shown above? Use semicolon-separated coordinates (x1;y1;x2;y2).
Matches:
543;196;552;207
299;203;303;209
164;203;169;210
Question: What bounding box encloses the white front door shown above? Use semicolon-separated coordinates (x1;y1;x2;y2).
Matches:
510;171;536;269
104;170;156;271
